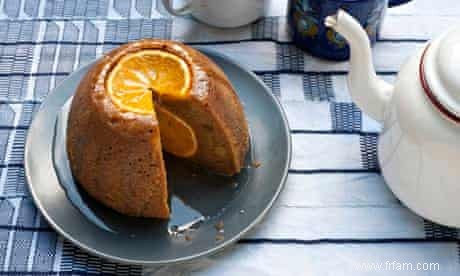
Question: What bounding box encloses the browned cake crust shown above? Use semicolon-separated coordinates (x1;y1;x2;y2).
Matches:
66;40;249;218
67;53;169;218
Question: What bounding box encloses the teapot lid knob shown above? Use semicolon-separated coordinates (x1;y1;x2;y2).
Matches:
422;27;460;123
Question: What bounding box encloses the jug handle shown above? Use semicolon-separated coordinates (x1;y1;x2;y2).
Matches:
389;0;413;8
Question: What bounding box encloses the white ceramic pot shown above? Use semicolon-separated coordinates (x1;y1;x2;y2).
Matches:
326;10;460;227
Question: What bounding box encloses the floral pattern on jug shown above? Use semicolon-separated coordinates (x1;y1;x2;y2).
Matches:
288;0;413;60
326;29;346;48
292;0;319;38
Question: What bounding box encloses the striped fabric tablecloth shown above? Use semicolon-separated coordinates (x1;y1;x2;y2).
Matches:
0;0;459;275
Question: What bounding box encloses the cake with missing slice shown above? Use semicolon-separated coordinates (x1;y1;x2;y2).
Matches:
66;39;249;218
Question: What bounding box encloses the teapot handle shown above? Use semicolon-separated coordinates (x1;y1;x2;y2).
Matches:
388;0;413;8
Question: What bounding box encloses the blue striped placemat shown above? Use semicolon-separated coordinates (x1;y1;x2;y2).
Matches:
0;0;459;275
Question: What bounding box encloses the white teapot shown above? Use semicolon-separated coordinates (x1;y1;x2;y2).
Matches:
325;10;460;227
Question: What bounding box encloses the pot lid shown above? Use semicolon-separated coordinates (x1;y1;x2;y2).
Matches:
422;27;460;122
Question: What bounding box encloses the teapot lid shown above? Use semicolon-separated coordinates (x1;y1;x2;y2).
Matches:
421;27;460;123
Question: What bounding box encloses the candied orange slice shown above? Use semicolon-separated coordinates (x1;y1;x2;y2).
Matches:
106;50;197;157
155;105;197;158
107;50;191;114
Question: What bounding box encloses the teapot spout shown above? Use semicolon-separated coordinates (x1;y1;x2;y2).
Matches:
325;10;393;122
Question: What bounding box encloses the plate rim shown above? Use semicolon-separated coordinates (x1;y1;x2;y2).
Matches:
24;47;292;265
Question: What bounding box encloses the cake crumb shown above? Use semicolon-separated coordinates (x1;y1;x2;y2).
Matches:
215;220;224;231
252;161;261;168
216;234;224;242
185;235;192;241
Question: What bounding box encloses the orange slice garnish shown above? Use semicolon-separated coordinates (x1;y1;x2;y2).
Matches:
155;105;197;158
106;50;197;157
107;50;191;114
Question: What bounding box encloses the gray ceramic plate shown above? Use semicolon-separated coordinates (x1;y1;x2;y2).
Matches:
25;48;291;265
